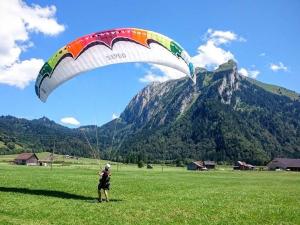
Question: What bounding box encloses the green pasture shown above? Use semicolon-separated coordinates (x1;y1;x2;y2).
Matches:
0;163;299;225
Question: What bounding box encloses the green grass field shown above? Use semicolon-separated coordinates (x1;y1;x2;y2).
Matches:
0;163;299;225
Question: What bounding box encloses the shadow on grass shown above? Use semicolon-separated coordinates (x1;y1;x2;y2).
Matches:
0;186;122;202
87;198;124;204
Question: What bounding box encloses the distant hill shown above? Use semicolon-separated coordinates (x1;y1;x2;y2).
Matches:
0;116;92;156
1;60;300;165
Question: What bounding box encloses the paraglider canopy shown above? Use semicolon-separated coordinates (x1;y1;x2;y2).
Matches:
35;28;196;102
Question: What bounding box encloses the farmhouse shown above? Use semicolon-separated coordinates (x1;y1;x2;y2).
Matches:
204;161;216;169
233;161;255;170
267;158;300;171
15;153;39;166
187;161;205;170
187;161;217;170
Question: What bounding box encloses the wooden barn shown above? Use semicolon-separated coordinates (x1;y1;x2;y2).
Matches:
204;161;216;169
267;158;300;171
187;160;216;170
187;161;204;170
38;159;51;166
14;153;39;166
233;161;255;170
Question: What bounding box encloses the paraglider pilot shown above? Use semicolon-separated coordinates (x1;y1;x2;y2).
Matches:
98;164;111;202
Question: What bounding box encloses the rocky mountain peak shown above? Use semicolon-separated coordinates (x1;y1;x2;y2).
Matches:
121;60;243;126
38;116;51;122
120;77;191;127
215;60;241;104
216;59;237;71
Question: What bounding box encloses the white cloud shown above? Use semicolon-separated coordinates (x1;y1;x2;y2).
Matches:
139;64;185;83
238;67;260;79
270;62;288;72
112;113;119;120
205;29;245;45
0;58;44;88
0;0;65;88
139;72;167;83
61;117;80;126
191;40;235;69
191;29;245;70
139;29;245;83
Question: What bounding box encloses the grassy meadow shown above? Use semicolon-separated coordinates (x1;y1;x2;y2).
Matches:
0;161;299;225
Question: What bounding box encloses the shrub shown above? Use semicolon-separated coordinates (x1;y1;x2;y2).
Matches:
137;160;144;168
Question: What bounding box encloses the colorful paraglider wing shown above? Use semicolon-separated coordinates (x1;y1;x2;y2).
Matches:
35;28;195;102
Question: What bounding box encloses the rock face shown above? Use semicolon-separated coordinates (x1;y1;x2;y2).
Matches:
98;60;300;164
216;60;241;104
121;78;197;128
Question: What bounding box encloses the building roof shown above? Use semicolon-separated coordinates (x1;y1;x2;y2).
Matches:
15;153;38;160
192;161;204;168
236;161;254;168
269;158;300;168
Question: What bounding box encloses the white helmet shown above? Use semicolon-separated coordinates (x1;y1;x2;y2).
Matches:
105;163;111;169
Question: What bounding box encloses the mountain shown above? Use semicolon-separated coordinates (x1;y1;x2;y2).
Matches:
96;60;300;165
1;60;300;165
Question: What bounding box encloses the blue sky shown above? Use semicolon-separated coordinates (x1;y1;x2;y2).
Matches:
0;0;299;127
